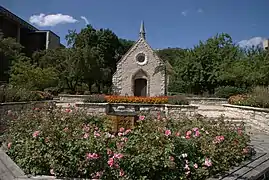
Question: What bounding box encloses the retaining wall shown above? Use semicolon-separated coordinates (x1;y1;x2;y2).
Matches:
223;104;269;134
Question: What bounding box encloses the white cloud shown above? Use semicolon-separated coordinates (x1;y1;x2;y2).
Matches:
29;13;78;27
197;8;203;13
238;37;265;48
181;10;188;16
80;16;89;25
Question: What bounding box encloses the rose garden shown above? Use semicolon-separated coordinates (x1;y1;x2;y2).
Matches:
2;23;269;180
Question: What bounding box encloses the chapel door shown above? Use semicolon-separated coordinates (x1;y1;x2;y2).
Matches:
134;79;147;96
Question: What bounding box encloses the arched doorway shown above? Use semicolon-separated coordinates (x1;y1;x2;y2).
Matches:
134;78;147;96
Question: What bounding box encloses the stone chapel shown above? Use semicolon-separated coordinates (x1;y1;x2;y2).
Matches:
112;21;172;97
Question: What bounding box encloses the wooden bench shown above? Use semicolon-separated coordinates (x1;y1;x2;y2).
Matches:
209;153;269;180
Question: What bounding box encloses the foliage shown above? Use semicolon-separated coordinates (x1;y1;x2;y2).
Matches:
168;95;189;105
228;94;250;106
84;94;107;103
0;34;24;82
44;87;61;96
5;106;252;179
9;57;58;91
158;34;269;95
229;86;269;108
0;85;53;103
214;86;248;98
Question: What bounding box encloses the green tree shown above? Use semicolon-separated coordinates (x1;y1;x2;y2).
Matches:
0;33;24;82
9;56;58;90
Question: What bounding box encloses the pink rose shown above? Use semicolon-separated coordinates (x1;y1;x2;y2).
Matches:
184;164;190;171
124;129;131;135
194;130;200;137
107;148;113;155
169;156;174;161
92;171;103;179
243;147;249;154
194;163;198;169
86;153;99;160
175;132;180;136
94;131;101;137
65;108;71;113
45;137;49;143
83;133;89;139
165;129;171;136
186;130;192;136
213;135;225;144
204;158;212;167
119;127;125;132
50;169;55;175
7;142;12;149
118;132;123;136
83;125;90;132
108;157;114;167
185;171;190;175
33;130;40;138
114;153;124;159
119;169;125;177
121;137;128;142
139;115;145;121
185;135;191;139
193;127;199;131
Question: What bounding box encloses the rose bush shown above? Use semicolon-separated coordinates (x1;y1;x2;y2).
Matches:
4;105;252;179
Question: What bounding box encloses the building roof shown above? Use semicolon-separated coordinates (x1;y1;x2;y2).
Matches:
0;5;38;31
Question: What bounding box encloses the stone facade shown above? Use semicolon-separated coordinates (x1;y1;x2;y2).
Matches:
112;22;169;97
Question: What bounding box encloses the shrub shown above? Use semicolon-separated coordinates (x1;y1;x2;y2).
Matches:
214;86;248;98
84;91;91;95
0;86;53;103
229;86;269;108
4;106;252;179
44;87;61;96
168;95;189;105
228;94;250;106
84;94;107;103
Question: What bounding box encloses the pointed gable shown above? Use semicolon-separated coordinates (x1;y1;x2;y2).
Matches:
112;21;171;96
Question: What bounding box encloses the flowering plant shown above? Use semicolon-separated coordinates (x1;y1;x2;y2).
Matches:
105;95;189;105
5;106;251;179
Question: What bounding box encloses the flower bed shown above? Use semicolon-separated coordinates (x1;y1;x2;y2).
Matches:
4;105;252;179
228;86;269;108
83;94;189;105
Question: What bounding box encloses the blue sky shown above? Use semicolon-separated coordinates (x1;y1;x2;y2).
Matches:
2;0;269;49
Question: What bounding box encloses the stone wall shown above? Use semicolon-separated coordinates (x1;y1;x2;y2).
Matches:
58;94;227;105
188;97;227;105
76;102;198;119
223;104;269;134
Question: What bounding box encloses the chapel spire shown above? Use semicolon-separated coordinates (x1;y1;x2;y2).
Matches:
139;20;146;39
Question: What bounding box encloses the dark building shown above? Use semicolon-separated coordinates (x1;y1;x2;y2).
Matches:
0;5;64;82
